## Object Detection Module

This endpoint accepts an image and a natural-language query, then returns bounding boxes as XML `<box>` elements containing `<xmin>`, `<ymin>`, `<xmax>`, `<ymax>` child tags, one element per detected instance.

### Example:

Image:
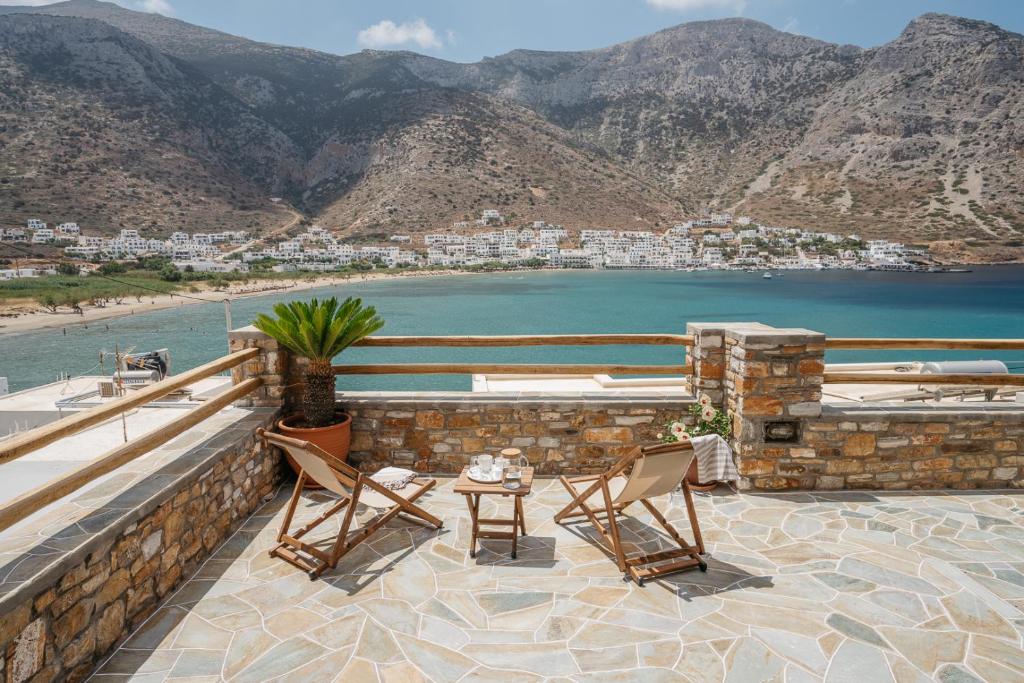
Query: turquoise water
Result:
<box><xmin>3</xmin><ymin>267</ymin><xmax>1023</xmax><ymax>393</ymax></box>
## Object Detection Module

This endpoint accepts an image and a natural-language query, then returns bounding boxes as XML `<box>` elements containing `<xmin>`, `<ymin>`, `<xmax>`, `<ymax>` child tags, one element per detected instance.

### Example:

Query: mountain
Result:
<box><xmin>1</xmin><ymin>1</ymin><xmax>1022</xmax><ymax>259</ymax></box>
<box><xmin>737</xmin><ymin>14</ymin><xmax>1024</xmax><ymax>258</ymax></box>
<box><xmin>0</xmin><ymin>12</ymin><xmax>303</xmax><ymax>236</ymax></box>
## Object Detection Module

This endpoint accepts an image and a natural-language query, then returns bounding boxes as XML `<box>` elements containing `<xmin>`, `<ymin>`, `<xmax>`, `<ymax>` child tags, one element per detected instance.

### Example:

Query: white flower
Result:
<box><xmin>701</xmin><ymin>405</ymin><xmax>716</xmax><ymax>422</ymax></box>
<box><xmin>698</xmin><ymin>394</ymin><xmax>712</xmax><ymax>407</ymax></box>
<box><xmin>656</xmin><ymin>433</ymin><xmax>664</xmax><ymax>440</ymax></box>
<box><xmin>670</xmin><ymin>422</ymin><xmax>688</xmax><ymax>440</ymax></box>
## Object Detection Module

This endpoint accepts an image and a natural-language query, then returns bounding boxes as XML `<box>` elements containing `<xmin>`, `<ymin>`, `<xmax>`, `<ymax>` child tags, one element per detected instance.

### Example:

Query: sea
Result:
<box><xmin>2</xmin><ymin>267</ymin><xmax>1023</xmax><ymax>394</ymax></box>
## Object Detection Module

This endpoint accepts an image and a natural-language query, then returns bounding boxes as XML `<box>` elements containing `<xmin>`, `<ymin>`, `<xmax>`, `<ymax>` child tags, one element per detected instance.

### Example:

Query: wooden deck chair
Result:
<box><xmin>257</xmin><ymin>428</ymin><xmax>442</xmax><ymax>579</ymax></box>
<box><xmin>553</xmin><ymin>441</ymin><xmax>706</xmax><ymax>585</ymax></box>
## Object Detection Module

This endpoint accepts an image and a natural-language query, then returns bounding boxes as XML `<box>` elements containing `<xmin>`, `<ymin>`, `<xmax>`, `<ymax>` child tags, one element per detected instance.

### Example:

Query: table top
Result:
<box><xmin>454</xmin><ymin>466</ymin><xmax>534</xmax><ymax>496</ymax></box>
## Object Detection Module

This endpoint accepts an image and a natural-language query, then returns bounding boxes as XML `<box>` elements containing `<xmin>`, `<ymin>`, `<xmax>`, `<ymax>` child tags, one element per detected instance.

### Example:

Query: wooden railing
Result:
<box><xmin>336</xmin><ymin>334</ymin><xmax>693</xmax><ymax>376</ymax></box>
<box><xmin>0</xmin><ymin>348</ymin><xmax>261</xmax><ymax>532</ymax></box>
<box><xmin>353</xmin><ymin>334</ymin><xmax>692</xmax><ymax>347</ymax></box>
<box><xmin>824</xmin><ymin>337</ymin><xmax>1024</xmax><ymax>386</ymax></box>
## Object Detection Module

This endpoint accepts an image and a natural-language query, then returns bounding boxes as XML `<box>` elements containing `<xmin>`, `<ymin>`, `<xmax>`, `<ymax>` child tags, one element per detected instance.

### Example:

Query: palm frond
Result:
<box><xmin>253</xmin><ymin>296</ymin><xmax>384</xmax><ymax>362</ymax></box>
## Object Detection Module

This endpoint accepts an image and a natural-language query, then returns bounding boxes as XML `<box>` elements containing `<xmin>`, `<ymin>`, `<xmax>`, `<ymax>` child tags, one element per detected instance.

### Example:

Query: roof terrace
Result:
<box><xmin>94</xmin><ymin>480</ymin><xmax>1024</xmax><ymax>682</ymax></box>
<box><xmin>0</xmin><ymin>323</ymin><xmax>1020</xmax><ymax>681</ymax></box>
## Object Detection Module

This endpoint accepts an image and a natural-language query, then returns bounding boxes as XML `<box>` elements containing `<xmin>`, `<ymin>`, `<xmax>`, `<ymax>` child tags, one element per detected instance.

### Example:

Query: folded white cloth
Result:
<box><xmin>690</xmin><ymin>434</ymin><xmax>739</xmax><ymax>483</ymax></box>
<box><xmin>371</xmin><ymin>466</ymin><xmax>418</xmax><ymax>491</ymax></box>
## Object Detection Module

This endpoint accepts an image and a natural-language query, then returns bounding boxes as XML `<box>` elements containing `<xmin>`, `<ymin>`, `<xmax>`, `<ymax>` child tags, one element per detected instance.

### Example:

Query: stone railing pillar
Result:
<box><xmin>686</xmin><ymin>323</ymin><xmax>727</xmax><ymax>407</ymax></box>
<box><xmin>227</xmin><ymin>326</ymin><xmax>295</xmax><ymax>409</ymax></box>
<box><xmin>687</xmin><ymin>322</ymin><xmax>771</xmax><ymax>408</ymax></box>
<box><xmin>722</xmin><ymin>325</ymin><xmax>825</xmax><ymax>490</ymax></box>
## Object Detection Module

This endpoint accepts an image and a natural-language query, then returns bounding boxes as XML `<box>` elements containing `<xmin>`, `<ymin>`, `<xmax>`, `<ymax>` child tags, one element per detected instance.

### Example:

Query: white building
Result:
<box><xmin>173</xmin><ymin>260</ymin><xmax>249</xmax><ymax>273</ymax></box>
<box><xmin>31</xmin><ymin>229</ymin><xmax>55</xmax><ymax>243</ymax></box>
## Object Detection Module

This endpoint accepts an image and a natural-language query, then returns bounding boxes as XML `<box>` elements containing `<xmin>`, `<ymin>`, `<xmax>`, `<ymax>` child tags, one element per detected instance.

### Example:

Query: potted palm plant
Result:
<box><xmin>255</xmin><ymin>297</ymin><xmax>384</xmax><ymax>472</ymax></box>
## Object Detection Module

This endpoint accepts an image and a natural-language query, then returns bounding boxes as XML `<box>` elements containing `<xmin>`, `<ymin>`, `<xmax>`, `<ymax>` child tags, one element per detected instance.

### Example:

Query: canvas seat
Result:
<box><xmin>554</xmin><ymin>440</ymin><xmax>707</xmax><ymax>585</ymax></box>
<box><xmin>564</xmin><ymin>475</ymin><xmax>628</xmax><ymax>507</ymax></box>
<box><xmin>257</xmin><ymin>428</ymin><xmax>442</xmax><ymax>579</ymax></box>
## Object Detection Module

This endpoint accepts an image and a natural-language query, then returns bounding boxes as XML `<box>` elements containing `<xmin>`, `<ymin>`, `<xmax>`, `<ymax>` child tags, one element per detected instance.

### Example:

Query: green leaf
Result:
<box><xmin>253</xmin><ymin>296</ymin><xmax>385</xmax><ymax>363</ymax></box>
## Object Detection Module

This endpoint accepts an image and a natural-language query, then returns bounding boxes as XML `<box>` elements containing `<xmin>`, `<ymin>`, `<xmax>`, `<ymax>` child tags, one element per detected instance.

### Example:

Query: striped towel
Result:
<box><xmin>690</xmin><ymin>434</ymin><xmax>739</xmax><ymax>483</ymax></box>
<box><xmin>371</xmin><ymin>467</ymin><xmax>418</xmax><ymax>491</ymax></box>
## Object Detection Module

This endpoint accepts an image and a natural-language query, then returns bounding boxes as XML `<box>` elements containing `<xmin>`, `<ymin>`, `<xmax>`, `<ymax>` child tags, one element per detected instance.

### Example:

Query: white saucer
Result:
<box><xmin>466</xmin><ymin>466</ymin><xmax>502</xmax><ymax>483</ymax></box>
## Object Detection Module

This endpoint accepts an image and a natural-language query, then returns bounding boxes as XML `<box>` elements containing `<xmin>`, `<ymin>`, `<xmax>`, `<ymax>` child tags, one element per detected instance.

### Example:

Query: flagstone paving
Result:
<box><xmin>91</xmin><ymin>480</ymin><xmax>1024</xmax><ymax>682</ymax></box>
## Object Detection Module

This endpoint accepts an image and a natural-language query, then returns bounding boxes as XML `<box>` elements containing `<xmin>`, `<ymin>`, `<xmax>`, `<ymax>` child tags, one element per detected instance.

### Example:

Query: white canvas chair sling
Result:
<box><xmin>257</xmin><ymin>428</ymin><xmax>442</xmax><ymax>579</ymax></box>
<box><xmin>554</xmin><ymin>441</ymin><xmax>706</xmax><ymax>585</ymax></box>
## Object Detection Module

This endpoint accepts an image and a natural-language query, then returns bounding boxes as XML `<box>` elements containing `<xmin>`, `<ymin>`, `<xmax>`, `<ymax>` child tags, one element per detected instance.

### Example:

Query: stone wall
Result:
<box><xmin>228</xmin><ymin>326</ymin><xmax>291</xmax><ymax>409</ymax></box>
<box><xmin>720</xmin><ymin>326</ymin><xmax>826</xmax><ymax>490</ymax></box>
<box><xmin>341</xmin><ymin>395</ymin><xmax>695</xmax><ymax>475</ymax></box>
<box><xmin>0</xmin><ymin>412</ymin><xmax>283</xmax><ymax>683</ymax></box>
<box><xmin>232</xmin><ymin>325</ymin><xmax>1023</xmax><ymax>490</ymax></box>
<box><xmin>701</xmin><ymin>323</ymin><xmax>1024</xmax><ymax>491</ymax></box>
<box><xmin>791</xmin><ymin>406</ymin><xmax>1024</xmax><ymax>491</ymax></box>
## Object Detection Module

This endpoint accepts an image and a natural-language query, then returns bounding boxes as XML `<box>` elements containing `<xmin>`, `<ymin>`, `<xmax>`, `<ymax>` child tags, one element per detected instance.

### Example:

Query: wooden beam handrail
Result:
<box><xmin>0</xmin><ymin>377</ymin><xmax>263</xmax><ymax>534</ymax></box>
<box><xmin>0</xmin><ymin>347</ymin><xmax>259</xmax><ymax>464</ymax></box>
<box><xmin>333</xmin><ymin>363</ymin><xmax>691</xmax><ymax>375</ymax></box>
<box><xmin>353</xmin><ymin>334</ymin><xmax>693</xmax><ymax>347</ymax></box>
<box><xmin>827</xmin><ymin>338</ymin><xmax>1024</xmax><ymax>350</ymax></box>
<box><xmin>823</xmin><ymin>372</ymin><xmax>1024</xmax><ymax>386</ymax></box>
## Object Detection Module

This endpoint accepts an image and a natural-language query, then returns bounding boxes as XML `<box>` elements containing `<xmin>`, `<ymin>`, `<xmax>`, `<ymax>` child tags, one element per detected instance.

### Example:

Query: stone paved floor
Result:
<box><xmin>91</xmin><ymin>479</ymin><xmax>1024</xmax><ymax>682</ymax></box>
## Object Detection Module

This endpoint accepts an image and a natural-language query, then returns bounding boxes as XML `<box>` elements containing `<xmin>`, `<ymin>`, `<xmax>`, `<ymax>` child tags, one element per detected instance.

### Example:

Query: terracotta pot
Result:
<box><xmin>685</xmin><ymin>458</ymin><xmax>718</xmax><ymax>492</ymax></box>
<box><xmin>277</xmin><ymin>412</ymin><xmax>352</xmax><ymax>488</ymax></box>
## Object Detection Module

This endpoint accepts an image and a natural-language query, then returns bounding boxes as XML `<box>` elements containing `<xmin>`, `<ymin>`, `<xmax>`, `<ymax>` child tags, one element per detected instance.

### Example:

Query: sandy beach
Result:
<box><xmin>0</xmin><ymin>270</ymin><xmax>470</xmax><ymax>337</ymax></box>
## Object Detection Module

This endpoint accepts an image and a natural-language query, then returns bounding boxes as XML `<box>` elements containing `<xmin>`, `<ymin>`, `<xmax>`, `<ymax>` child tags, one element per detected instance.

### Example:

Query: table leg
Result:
<box><xmin>515</xmin><ymin>496</ymin><xmax>527</xmax><ymax>535</ymax></box>
<box><xmin>464</xmin><ymin>493</ymin><xmax>480</xmax><ymax>558</ymax></box>
<box><xmin>511</xmin><ymin>495</ymin><xmax>519</xmax><ymax>559</ymax></box>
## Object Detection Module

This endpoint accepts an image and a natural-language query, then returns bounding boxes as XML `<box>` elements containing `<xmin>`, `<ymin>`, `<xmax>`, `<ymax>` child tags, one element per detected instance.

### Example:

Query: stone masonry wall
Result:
<box><xmin>0</xmin><ymin>415</ymin><xmax>283</xmax><ymax>683</ymax></box>
<box><xmin>341</xmin><ymin>395</ymin><xmax>695</xmax><ymax>475</ymax></box>
<box><xmin>227</xmin><ymin>325</ymin><xmax>1023</xmax><ymax>491</ymax></box>
<box><xmin>722</xmin><ymin>326</ymin><xmax>826</xmax><ymax>490</ymax></box>
<box><xmin>795</xmin><ymin>407</ymin><xmax>1024</xmax><ymax>491</ymax></box>
<box><xmin>711</xmin><ymin>323</ymin><xmax>1024</xmax><ymax>491</ymax></box>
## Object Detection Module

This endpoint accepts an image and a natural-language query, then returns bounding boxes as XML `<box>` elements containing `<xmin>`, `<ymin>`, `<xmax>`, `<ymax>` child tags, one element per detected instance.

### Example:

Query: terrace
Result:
<box><xmin>0</xmin><ymin>324</ymin><xmax>1021</xmax><ymax>681</ymax></box>
<box><xmin>93</xmin><ymin>482</ymin><xmax>1024</xmax><ymax>682</ymax></box>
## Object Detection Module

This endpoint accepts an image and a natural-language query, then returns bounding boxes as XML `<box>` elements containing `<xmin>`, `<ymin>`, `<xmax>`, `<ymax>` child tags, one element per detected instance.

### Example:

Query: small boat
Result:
<box><xmin>762</xmin><ymin>272</ymin><xmax>772</xmax><ymax>279</ymax></box>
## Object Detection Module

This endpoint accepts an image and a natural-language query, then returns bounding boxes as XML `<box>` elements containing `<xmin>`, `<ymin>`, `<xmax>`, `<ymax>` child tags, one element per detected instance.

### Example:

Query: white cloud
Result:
<box><xmin>781</xmin><ymin>17</ymin><xmax>799</xmax><ymax>33</ymax></box>
<box><xmin>357</xmin><ymin>18</ymin><xmax>442</xmax><ymax>50</ymax></box>
<box><xmin>0</xmin><ymin>0</ymin><xmax>173</xmax><ymax>14</ymax></box>
<box><xmin>647</xmin><ymin>0</ymin><xmax>746</xmax><ymax>12</ymax></box>
<box><xmin>136</xmin><ymin>0</ymin><xmax>174</xmax><ymax>15</ymax></box>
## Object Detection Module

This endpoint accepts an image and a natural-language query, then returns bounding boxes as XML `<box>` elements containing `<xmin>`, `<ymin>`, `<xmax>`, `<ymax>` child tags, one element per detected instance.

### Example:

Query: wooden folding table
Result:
<box><xmin>454</xmin><ymin>466</ymin><xmax>534</xmax><ymax>559</ymax></box>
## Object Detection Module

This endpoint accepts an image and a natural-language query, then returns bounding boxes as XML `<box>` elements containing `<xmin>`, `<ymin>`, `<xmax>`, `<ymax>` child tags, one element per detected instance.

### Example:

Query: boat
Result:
<box><xmin>762</xmin><ymin>272</ymin><xmax>772</xmax><ymax>279</ymax></box>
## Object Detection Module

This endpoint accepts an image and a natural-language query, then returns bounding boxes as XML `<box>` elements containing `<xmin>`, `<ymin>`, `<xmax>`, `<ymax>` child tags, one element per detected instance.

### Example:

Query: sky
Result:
<box><xmin>5</xmin><ymin>0</ymin><xmax>1024</xmax><ymax>62</ymax></box>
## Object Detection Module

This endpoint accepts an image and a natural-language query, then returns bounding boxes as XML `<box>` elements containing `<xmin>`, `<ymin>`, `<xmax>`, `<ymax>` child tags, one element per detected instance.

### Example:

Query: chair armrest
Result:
<box><xmin>565</xmin><ymin>474</ymin><xmax>602</xmax><ymax>483</ymax></box>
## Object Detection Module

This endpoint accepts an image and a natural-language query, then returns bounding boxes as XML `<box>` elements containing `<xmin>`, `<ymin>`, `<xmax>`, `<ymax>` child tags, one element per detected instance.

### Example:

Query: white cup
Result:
<box><xmin>478</xmin><ymin>454</ymin><xmax>493</xmax><ymax>474</ymax></box>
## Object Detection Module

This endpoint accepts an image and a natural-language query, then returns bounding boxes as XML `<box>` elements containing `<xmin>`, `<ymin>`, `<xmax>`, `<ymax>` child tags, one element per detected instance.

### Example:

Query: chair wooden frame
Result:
<box><xmin>257</xmin><ymin>428</ymin><xmax>442</xmax><ymax>579</ymax></box>
<box><xmin>553</xmin><ymin>441</ymin><xmax>707</xmax><ymax>586</ymax></box>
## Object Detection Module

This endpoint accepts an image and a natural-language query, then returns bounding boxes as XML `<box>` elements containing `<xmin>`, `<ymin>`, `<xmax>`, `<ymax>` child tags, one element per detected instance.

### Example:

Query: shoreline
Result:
<box><xmin>0</xmin><ymin>270</ymin><xmax>472</xmax><ymax>338</ymax></box>
<box><xmin>2</xmin><ymin>261</ymin><xmax>1021</xmax><ymax>338</ymax></box>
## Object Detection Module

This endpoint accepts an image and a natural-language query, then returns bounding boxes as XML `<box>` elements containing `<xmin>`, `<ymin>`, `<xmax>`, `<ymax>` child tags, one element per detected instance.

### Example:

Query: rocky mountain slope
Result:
<box><xmin>738</xmin><ymin>14</ymin><xmax>1024</xmax><ymax>258</ymax></box>
<box><xmin>1</xmin><ymin>1</ymin><xmax>1022</xmax><ymax>258</ymax></box>
<box><xmin>0</xmin><ymin>13</ymin><xmax>302</xmax><ymax>236</ymax></box>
